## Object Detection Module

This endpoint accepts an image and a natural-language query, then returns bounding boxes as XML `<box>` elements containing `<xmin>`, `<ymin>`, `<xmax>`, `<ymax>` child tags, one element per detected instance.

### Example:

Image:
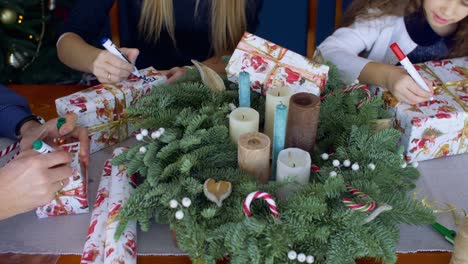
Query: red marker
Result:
<box><xmin>390</xmin><ymin>43</ymin><xmax>433</xmax><ymax>100</ymax></box>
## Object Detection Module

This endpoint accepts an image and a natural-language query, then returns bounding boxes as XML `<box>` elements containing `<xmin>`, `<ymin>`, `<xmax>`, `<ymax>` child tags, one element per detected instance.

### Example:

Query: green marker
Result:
<box><xmin>56</xmin><ymin>117</ymin><xmax>66</xmax><ymax>130</ymax></box>
<box><xmin>32</xmin><ymin>140</ymin><xmax>55</xmax><ymax>154</ymax></box>
<box><xmin>432</xmin><ymin>222</ymin><xmax>456</xmax><ymax>245</ymax></box>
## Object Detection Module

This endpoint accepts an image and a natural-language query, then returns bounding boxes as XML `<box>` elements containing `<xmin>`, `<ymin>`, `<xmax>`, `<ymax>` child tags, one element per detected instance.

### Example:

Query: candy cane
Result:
<box><xmin>243</xmin><ymin>191</ymin><xmax>279</xmax><ymax>218</ymax></box>
<box><xmin>341</xmin><ymin>84</ymin><xmax>372</xmax><ymax>109</ymax></box>
<box><xmin>0</xmin><ymin>142</ymin><xmax>19</xmax><ymax>159</ymax></box>
<box><xmin>342</xmin><ymin>184</ymin><xmax>376</xmax><ymax>212</ymax></box>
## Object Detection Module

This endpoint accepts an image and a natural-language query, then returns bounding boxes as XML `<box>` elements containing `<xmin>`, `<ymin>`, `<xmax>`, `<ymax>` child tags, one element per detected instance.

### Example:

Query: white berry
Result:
<box><xmin>228</xmin><ymin>103</ymin><xmax>237</xmax><ymax>110</ymax></box>
<box><xmin>175</xmin><ymin>210</ymin><xmax>184</xmax><ymax>220</ymax></box>
<box><xmin>343</xmin><ymin>160</ymin><xmax>351</xmax><ymax>167</ymax></box>
<box><xmin>287</xmin><ymin>250</ymin><xmax>297</xmax><ymax>260</ymax></box>
<box><xmin>411</xmin><ymin>161</ymin><xmax>419</xmax><ymax>168</ymax></box>
<box><xmin>151</xmin><ymin>131</ymin><xmax>161</xmax><ymax>139</ymax></box>
<box><xmin>141</xmin><ymin>129</ymin><xmax>148</xmax><ymax>136</ymax></box>
<box><xmin>297</xmin><ymin>253</ymin><xmax>306</xmax><ymax>262</ymax></box>
<box><xmin>136</xmin><ymin>134</ymin><xmax>143</xmax><ymax>141</ymax></box>
<box><xmin>329</xmin><ymin>171</ymin><xmax>337</xmax><ymax>177</ymax></box>
<box><xmin>368</xmin><ymin>163</ymin><xmax>376</xmax><ymax>170</ymax></box>
<box><xmin>351</xmin><ymin>163</ymin><xmax>360</xmax><ymax>171</ymax></box>
<box><xmin>332</xmin><ymin>160</ymin><xmax>340</xmax><ymax>167</ymax></box>
<box><xmin>306</xmin><ymin>255</ymin><xmax>315</xmax><ymax>263</ymax></box>
<box><xmin>321</xmin><ymin>153</ymin><xmax>329</xmax><ymax>160</ymax></box>
<box><xmin>139</xmin><ymin>146</ymin><xmax>147</xmax><ymax>154</ymax></box>
<box><xmin>158</xmin><ymin>127</ymin><xmax>165</xmax><ymax>134</ymax></box>
<box><xmin>401</xmin><ymin>162</ymin><xmax>407</xmax><ymax>169</ymax></box>
<box><xmin>181</xmin><ymin>197</ymin><xmax>192</xmax><ymax>208</ymax></box>
<box><xmin>169</xmin><ymin>199</ymin><xmax>178</xmax><ymax>208</ymax></box>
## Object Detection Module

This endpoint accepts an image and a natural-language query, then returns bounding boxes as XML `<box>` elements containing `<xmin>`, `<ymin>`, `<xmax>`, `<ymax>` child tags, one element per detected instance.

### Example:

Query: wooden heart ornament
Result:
<box><xmin>203</xmin><ymin>178</ymin><xmax>232</xmax><ymax>207</ymax></box>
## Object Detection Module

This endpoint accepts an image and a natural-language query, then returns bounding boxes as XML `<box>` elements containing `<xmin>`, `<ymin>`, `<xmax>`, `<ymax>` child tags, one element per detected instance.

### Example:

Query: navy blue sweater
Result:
<box><xmin>0</xmin><ymin>85</ymin><xmax>32</xmax><ymax>140</ymax></box>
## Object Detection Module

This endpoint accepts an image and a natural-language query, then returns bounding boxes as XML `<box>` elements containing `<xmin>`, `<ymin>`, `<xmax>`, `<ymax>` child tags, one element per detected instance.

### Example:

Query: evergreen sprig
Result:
<box><xmin>112</xmin><ymin>65</ymin><xmax>434</xmax><ymax>263</ymax></box>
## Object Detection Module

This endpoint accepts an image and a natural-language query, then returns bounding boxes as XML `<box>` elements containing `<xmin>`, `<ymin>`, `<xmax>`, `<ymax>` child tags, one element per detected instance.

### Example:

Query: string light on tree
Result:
<box><xmin>0</xmin><ymin>8</ymin><xmax>17</xmax><ymax>24</ymax></box>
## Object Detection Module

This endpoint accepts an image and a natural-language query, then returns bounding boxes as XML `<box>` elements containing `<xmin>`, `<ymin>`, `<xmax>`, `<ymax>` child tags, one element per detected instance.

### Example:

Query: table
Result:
<box><xmin>1</xmin><ymin>84</ymin><xmax>459</xmax><ymax>264</ymax></box>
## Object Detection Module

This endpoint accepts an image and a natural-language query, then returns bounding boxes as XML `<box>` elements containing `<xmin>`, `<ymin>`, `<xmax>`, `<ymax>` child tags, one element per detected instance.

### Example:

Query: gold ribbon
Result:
<box><xmin>87</xmin><ymin>84</ymin><xmax>140</xmax><ymax>146</ymax></box>
<box><xmin>420</xmin><ymin>64</ymin><xmax>467</xmax><ymax>111</ymax></box>
<box><xmin>237</xmin><ymin>38</ymin><xmax>327</xmax><ymax>90</ymax></box>
<box><xmin>415</xmin><ymin>191</ymin><xmax>464</xmax><ymax>226</ymax></box>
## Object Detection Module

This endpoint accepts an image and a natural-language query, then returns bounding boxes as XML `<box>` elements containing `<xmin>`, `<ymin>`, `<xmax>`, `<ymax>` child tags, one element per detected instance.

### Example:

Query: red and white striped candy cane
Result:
<box><xmin>243</xmin><ymin>191</ymin><xmax>279</xmax><ymax>218</ymax></box>
<box><xmin>341</xmin><ymin>84</ymin><xmax>372</xmax><ymax>109</ymax></box>
<box><xmin>342</xmin><ymin>184</ymin><xmax>376</xmax><ymax>212</ymax></box>
<box><xmin>0</xmin><ymin>142</ymin><xmax>19</xmax><ymax>159</ymax></box>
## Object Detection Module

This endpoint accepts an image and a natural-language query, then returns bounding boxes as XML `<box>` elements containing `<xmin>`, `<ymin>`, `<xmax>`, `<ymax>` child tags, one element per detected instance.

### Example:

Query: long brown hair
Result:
<box><xmin>341</xmin><ymin>0</ymin><xmax>467</xmax><ymax>57</ymax></box>
<box><xmin>139</xmin><ymin>0</ymin><xmax>247</xmax><ymax>57</ymax></box>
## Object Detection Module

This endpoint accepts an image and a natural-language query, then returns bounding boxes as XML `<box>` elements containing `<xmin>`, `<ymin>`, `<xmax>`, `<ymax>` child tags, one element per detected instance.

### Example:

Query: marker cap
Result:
<box><xmin>32</xmin><ymin>139</ymin><xmax>43</xmax><ymax>151</ymax></box>
<box><xmin>390</xmin><ymin>43</ymin><xmax>406</xmax><ymax>61</ymax></box>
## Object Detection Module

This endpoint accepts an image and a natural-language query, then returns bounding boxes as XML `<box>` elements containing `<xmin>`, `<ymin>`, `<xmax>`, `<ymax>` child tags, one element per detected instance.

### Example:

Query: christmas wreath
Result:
<box><xmin>111</xmin><ymin>65</ymin><xmax>434</xmax><ymax>264</ymax></box>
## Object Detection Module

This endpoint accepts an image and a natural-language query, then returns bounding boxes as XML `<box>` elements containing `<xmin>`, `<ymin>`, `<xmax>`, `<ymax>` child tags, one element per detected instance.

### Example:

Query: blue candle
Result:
<box><xmin>238</xmin><ymin>71</ymin><xmax>251</xmax><ymax>107</ymax></box>
<box><xmin>271</xmin><ymin>103</ymin><xmax>288</xmax><ymax>180</ymax></box>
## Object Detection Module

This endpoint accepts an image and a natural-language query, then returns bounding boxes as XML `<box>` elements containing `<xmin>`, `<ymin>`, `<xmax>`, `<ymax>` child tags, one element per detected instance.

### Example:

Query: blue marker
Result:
<box><xmin>101</xmin><ymin>37</ymin><xmax>142</xmax><ymax>78</ymax></box>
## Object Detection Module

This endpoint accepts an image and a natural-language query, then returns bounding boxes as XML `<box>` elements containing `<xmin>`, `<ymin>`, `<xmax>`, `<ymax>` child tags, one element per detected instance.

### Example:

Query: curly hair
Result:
<box><xmin>341</xmin><ymin>0</ymin><xmax>467</xmax><ymax>58</ymax></box>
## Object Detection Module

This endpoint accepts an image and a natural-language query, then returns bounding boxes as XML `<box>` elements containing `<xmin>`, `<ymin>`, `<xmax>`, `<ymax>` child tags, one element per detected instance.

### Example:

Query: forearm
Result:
<box><xmin>57</xmin><ymin>33</ymin><xmax>102</xmax><ymax>73</ymax></box>
<box><xmin>358</xmin><ymin>62</ymin><xmax>398</xmax><ymax>89</ymax></box>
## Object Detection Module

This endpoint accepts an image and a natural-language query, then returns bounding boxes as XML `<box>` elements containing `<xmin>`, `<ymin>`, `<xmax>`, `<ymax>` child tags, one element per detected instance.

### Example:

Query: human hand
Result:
<box><xmin>19</xmin><ymin>113</ymin><xmax>90</xmax><ymax>167</ymax></box>
<box><xmin>0</xmin><ymin>150</ymin><xmax>72</xmax><ymax>220</ymax></box>
<box><xmin>92</xmin><ymin>47</ymin><xmax>139</xmax><ymax>83</ymax></box>
<box><xmin>386</xmin><ymin>67</ymin><xmax>433</xmax><ymax>105</ymax></box>
<box><xmin>161</xmin><ymin>66</ymin><xmax>188</xmax><ymax>83</ymax></box>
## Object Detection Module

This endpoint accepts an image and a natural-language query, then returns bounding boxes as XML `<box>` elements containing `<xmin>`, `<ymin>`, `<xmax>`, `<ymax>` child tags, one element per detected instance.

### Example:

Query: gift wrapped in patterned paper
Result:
<box><xmin>55</xmin><ymin>67</ymin><xmax>166</xmax><ymax>153</ymax></box>
<box><xmin>380</xmin><ymin>57</ymin><xmax>467</xmax><ymax>162</ymax></box>
<box><xmin>36</xmin><ymin>142</ymin><xmax>88</xmax><ymax>218</ymax></box>
<box><xmin>226</xmin><ymin>32</ymin><xmax>329</xmax><ymax>96</ymax></box>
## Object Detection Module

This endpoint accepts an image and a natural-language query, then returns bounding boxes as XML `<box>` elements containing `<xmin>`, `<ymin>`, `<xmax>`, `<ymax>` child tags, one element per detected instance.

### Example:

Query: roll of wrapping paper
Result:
<box><xmin>81</xmin><ymin>159</ymin><xmax>112</xmax><ymax>264</ymax></box>
<box><xmin>450</xmin><ymin>217</ymin><xmax>468</xmax><ymax>264</ymax></box>
<box><xmin>285</xmin><ymin>92</ymin><xmax>320</xmax><ymax>154</ymax></box>
<box><xmin>104</xmin><ymin>148</ymin><xmax>137</xmax><ymax>264</ymax></box>
<box><xmin>238</xmin><ymin>132</ymin><xmax>271</xmax><ymax>184</ymax></box>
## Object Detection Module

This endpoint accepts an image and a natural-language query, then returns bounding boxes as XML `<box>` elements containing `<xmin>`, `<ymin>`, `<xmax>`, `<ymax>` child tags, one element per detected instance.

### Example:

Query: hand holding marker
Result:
<box><xmin>101</xmin><ymin>37</ymin><xmax>142</xmax><ymax>78</ymax></box>
<box><xmin>390</xmin><ymin>43</ymin><xmax>434</xmax><ymax>101</ymax></box>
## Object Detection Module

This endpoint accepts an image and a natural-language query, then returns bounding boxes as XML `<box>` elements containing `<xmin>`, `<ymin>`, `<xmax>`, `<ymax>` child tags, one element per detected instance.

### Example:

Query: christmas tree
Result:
<box><xmin>0</xmin><ymin>0</ymin><xmax>80</xmax><ymax>84</ymax></box>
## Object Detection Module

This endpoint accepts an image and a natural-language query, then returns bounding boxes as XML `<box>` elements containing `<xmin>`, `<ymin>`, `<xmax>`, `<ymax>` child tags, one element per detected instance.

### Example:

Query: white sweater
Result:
<box><xmin>317</xmin><ymin>15</ymin><xmax>418</xmax><ymax>84</ymax></box>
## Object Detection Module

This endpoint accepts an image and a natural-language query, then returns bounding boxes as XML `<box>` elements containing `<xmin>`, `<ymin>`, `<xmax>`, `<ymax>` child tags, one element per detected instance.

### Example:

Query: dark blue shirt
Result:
<box><xmin>404</xmin><ymin>9</ymin><xmax>455</xmax><ymax>64</ymax></box>
<box><xmin>63</xmin><ymin>0</ymin><xmax>263</xmax><ymax>70</ymax></box>
<box><xmin>0</xmin><ymin>85</ymin><xmax>32</xmax><ymax>140</ymax></box>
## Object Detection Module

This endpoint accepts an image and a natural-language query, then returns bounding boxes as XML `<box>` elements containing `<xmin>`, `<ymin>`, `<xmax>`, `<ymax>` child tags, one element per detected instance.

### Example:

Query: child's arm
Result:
<box><xmin>359</xmin><ymin>62</ymin><xmax>433</xmax><ymax>105</ymax></box>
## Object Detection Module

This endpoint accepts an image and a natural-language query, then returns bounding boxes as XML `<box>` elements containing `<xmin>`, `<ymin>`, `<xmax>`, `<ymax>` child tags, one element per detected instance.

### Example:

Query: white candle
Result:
<box><xmin>229</xmin><ymin>107</ymin><xmax>259</xmax><ymax>144</ymax></box>
<box><xmin>264</xmin><ymin>86</ymin><xmax>293</xmax><ymax>141</ymax></box>
<box><xmin>276</xmin><ymin>148</ymin><xmax>311</xmax><ymax>199</ymax></box>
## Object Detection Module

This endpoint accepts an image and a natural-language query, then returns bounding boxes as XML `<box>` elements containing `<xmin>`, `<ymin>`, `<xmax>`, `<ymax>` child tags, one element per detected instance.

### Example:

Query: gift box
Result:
<box><xmin>81</xmin><ymin>148</ymin><xmax>137</xmax><ymax>264</ymax></box>
<box><xmin>56</xmin><ymin>68</ymin><xmax>166</xmax><ymax>153</ymax></box>
<box><xmin>226</xmin><ymin>32</ymin><xmax>329</xmax><ymax>96</ymax></box>
<box><xmin>380</xmin><ymin>57</ymin><xmax>467</xmax><ymax>162</ymax></box>
<box><xmin>36</xmin><ymin>142</ymin><xmax>88</xmax><ymax>218</ymax></box>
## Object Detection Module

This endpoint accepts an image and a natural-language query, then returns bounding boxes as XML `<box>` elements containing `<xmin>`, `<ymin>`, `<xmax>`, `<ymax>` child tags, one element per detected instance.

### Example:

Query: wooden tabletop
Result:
<box><xmin>2</xmin><ymin>84</ymin><xmax>453</xmax><ymax>264</ymax></box>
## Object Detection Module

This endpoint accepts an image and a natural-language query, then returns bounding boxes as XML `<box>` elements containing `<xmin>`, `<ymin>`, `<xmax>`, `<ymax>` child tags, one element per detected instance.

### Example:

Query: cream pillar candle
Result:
<box><xmin>450</xmin><ymin>216</ymin><xmax>468</xmax><ymax>264</ymax></box>
<box><xmin>264</xmin><ymin>86</ymin><xmax>293</xmax><ymax>140</ymax></box>
<box><xmin>229</xmin><ymin>107</ymin><xmax>259</xmax><ymax>144</ymax></box>
<box><xmin>276</xmin><ymin>148</ymin><xmax>311</xmax><ymax>199</ymax></box>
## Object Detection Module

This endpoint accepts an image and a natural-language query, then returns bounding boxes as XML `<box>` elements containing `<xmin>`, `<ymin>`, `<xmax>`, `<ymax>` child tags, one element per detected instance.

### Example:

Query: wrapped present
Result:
<box><xmin>103</xmin><ymin>148</ymin><xmax>137</xmax><ymax>264</ymax></box>
<box><xmin>226</xmin><ymin>32</ymin><xmax>329</xmax><ymax>96</ymax></box>
<box><xmin>36</xmin><ymin>142</ymin><xmax>88</xmax><ymax>218</ymax></box>
<box><xmin>380</xmin><ymin>57</ymin><xmax>467</xmax><ymax>162</ymax></box>
<box><xmin>56</xmin><ymin>67</ymin><xmax>166</xmax><ymax>153</ymax></box>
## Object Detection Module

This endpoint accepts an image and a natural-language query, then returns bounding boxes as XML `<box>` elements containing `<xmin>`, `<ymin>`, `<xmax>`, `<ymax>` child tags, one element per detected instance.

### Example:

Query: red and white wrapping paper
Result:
<box><xmin>226</xmin><ymin>32</ymin><xmax>329</xmax><ymax>96</ymax></box>
<box><xmin>81</xmin><ymin>159</ymin><xmax>112</xmax><ymax>264</ymax></box>
<box><xmin>36</xmin><ymin>142</ymin><xmax>88</xmax><ymax>218</ymax></box>
<box><xmin>55</xmin><ymin>68</ymin><xmax>166</xmax><ymax>153</ymax></box>
<box><xmin>81</xmin><ymin>147</ymin><xmax>137</xmax><ymax>264</ymax></box>
<box><xmin>104</xmin><ymin>147</ymin><xmax>137</xmax><ymax>264</ymax></box>
<box><xmin>379</xmin><ymin>57</ymin><xmax>467</xmax><ymax>162</ymax></box>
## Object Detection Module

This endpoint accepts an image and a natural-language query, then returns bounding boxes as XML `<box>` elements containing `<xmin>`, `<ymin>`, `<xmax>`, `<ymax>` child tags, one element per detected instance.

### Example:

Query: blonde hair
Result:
<box><xmin>341</xmin><ymin>0</ymin><xmax>468</xmax><ymax>58</ymax></box>
<box><xmin>139</xmin><ymin>0</ymin><xmax>247</xmax><ymax>57</ymax></box>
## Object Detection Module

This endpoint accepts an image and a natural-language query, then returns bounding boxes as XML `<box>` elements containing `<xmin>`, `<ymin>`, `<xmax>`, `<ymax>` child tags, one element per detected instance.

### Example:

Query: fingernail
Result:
<box><xmin>57</xmin><ymin>117</ymin><xmax>66</xmax><ymax>130</ymax></box>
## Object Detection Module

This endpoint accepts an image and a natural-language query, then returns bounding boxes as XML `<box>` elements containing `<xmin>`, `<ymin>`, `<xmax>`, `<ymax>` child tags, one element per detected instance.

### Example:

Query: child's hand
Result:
<box><xmin>386</xmin><ymin>67</ymin><xmax>433</xmax><ymax>105</ymax></box>
<box><xmin>161</xmin><ymin>66</ymin><xmax>188</xmax><ymax>83</ymax></box>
